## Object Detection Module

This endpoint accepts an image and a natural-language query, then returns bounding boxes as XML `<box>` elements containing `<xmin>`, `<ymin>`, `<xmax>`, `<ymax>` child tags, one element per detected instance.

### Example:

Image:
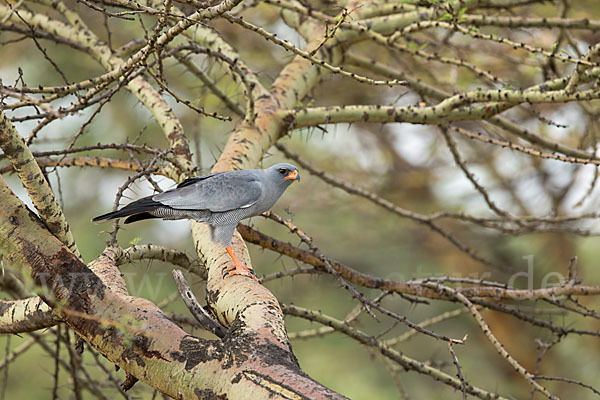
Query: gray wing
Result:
<box><xmin>152</xmin><ymin>170</ymin><xmax>263</xmax><ymax>212</ymax></box>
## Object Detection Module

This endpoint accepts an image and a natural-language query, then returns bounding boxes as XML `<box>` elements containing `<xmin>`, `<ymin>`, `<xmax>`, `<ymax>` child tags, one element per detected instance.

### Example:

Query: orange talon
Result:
<box><xmin>222</xmin><ymin>246</ymin><xmax>259</xmax><ymax>281</ymax></box>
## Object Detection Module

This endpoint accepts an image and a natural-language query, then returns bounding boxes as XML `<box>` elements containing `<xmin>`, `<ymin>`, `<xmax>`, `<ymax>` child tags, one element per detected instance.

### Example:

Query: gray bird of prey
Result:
<box><xmin>93</xmin><ymin>163</ymin><xmax>300</xmax><ymax>279</ymax></box>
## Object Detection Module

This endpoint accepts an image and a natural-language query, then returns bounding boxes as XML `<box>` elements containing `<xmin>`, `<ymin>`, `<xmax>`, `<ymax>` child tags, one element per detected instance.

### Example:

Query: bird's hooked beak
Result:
<box><xmin>285</xmin><ymin>169</ymin><xmax>300</xmax><ymax>182</ymax></box>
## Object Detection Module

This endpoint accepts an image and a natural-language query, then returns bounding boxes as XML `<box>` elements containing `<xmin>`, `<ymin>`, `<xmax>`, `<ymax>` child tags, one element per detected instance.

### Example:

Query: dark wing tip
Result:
<box><xmin>92</xmin><ymin>212</ymin><xmax>116</xmax><ymax>223</ymax></box>
<box><xmin>92</xmin><ymin>196</ymin><xmax>162</xmax><ymax>224</ymax></box>
<box><xmin>123</xmin><ymin>212</ymin><xmax>157</xmax><ymax>224</ymax></box>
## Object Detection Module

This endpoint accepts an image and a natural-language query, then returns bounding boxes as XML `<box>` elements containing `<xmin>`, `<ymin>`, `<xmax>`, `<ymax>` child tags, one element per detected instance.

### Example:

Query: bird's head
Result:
<box><xmin>268</xmin><ymin>163</ymin><xmax>300</xmax><ymax>184</ymax></box>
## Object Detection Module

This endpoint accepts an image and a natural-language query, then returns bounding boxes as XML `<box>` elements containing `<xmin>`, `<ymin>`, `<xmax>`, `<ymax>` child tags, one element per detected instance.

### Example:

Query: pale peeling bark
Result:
<box><xmin>0</xmin><ymin>110</ymin><xmax>80</xmax><ymax>257</ymax></box>
<box><xmin>0</xmin><ymin>266</ymin><xmax>59</xmax><ymax>333</ymax></box>
<box><xmin>0</xmin><ymin>175</ymin><xmax>345</xmax><ymax>399</ymax></box>
<box><xmin>0</xmin><ymin>297</ymin><xmax>60</xmax><ymax>333</ymax></box>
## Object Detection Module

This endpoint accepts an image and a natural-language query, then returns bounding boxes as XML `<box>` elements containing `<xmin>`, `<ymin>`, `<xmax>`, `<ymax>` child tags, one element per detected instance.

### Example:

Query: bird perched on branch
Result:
<box><xmin>93</xmin><ymin>163</ymin><xmax>300</xmax><ymax>280</ymax></box>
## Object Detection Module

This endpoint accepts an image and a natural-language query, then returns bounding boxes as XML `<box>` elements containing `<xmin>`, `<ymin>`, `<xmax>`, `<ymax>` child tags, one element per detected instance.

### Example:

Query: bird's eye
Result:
<box><xmin>278</xmin><ymin>168</ymin><xmax>287</xmax><ymax>174</ymax></box>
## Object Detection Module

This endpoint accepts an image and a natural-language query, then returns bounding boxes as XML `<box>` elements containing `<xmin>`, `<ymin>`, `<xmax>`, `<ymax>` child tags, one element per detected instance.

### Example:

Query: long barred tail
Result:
<box><xmin>92</xmin><ymin>196</ymin><xmax>163</xmax><ymax>224</ymax></box>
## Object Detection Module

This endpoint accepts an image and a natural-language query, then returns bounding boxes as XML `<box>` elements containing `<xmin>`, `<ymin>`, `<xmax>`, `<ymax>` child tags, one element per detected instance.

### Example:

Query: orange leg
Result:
<box><xmin>222</xmin><ymin>246</ymin><xmax>258</xmax><ymax>281</ymax></box>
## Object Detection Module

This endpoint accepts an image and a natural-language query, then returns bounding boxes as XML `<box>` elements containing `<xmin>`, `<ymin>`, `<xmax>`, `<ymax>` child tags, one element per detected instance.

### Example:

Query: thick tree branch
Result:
<box><xmin>280</xmin><ymin>85</ymin><xmax>600</xmax><ymax>129</ymax></box>
<box><xmin>0</xmin><ymin>110</ymin><xmax>80</xmax><ymax>257</ymax></box>
<box><xmin>0</xmin><ymin>174</ymin><xmax>344</xmax><ymax>398</ymax></box>
<box><xmin>0</xmin><ymin>297</ymin><xmax>60</xmax><ymax>333</ymax></box>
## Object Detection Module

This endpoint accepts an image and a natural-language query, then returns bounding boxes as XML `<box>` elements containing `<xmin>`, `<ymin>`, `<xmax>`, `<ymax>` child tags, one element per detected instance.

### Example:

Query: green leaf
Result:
<box><xmin>408</xmin><ymin>41</ymin><xmax>428</xmax><ymax>50</ymax></box>
<box><xmin>502</xmin><ymin>85</ymin><xmax>514</xmax><ymax>90</ymax></box>
<box><xmin>438</xmin><ymin>12</ymin><xmax>452</xmax><ymax>21</ymax></box>
<box><xmin>558</xmin><ymin>49</ymin><xmax>570</xmax><ymax>57</ymax></box>
<box><xmin>129</xmin><ymin>237</ymin><xmax>142</xmax><ymax>245</ymax></box>
<box><xmin>457</xmin><ymin>7</ymin><xmax>467</xmax><ymax>23</ymax></box>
